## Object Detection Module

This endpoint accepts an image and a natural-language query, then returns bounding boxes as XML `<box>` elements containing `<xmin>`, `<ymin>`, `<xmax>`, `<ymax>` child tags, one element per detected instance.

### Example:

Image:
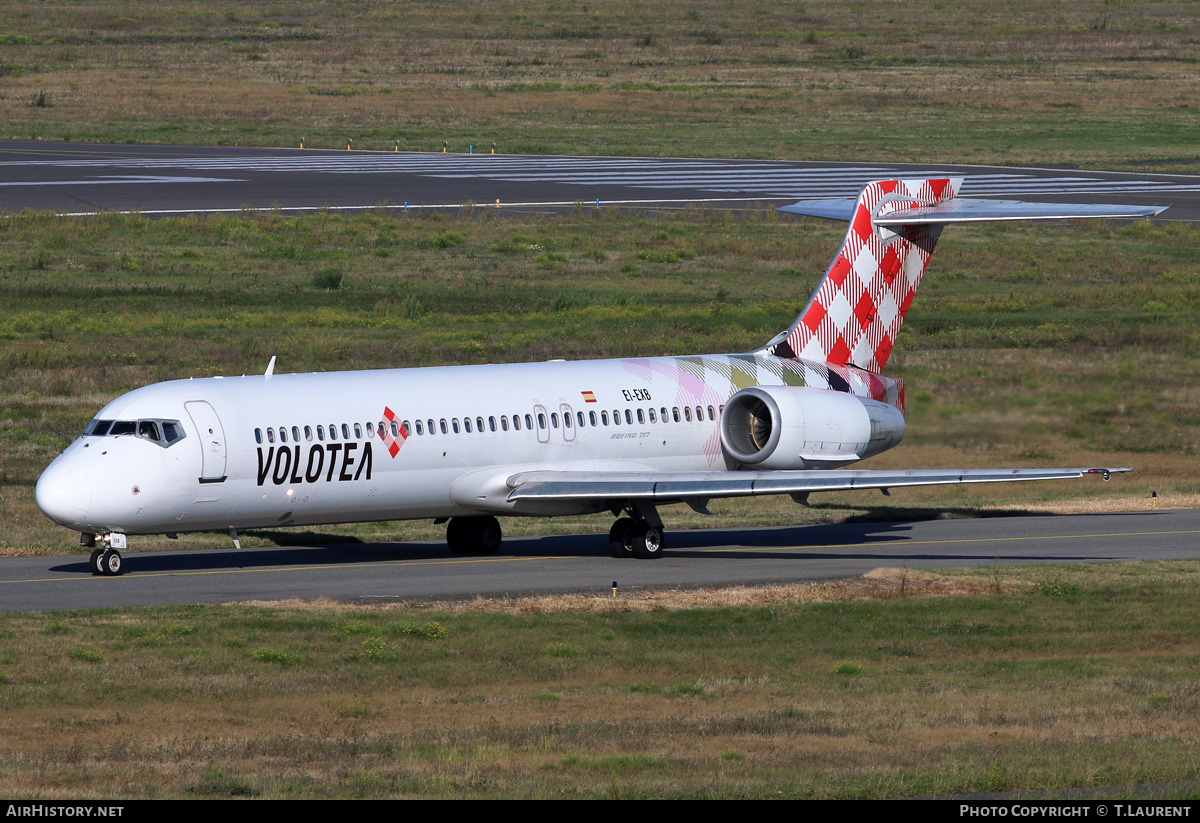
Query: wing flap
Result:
<box><xmin>506</xmin><ymin>467</ymin><xmax>1129</xmax><ymax>503</ymax></box>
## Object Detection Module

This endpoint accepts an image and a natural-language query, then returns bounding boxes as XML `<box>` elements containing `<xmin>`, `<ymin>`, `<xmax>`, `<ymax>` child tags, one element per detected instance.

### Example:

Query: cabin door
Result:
<box><xmin>185</xmin><ymin>401</ymin><xmax>227</xmax><ymax>482</ymax></box>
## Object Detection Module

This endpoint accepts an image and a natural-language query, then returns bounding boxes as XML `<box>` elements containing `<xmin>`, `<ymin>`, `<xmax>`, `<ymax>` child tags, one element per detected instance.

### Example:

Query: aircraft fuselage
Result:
<box><xmin>36</xmin><ymin>352</ymin><xmax>901</xmax><ymax>536</ymax></box>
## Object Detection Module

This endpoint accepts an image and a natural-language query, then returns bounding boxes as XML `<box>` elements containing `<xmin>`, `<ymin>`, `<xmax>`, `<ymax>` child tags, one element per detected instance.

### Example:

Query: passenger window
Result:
<box><xmin>601</xmin><ymin>411</ymin><xmax>609</xmax><ymax>426</ymax></box>
<box><xmin>524</xmin><ymin>414</ymin><xmax>533</xmax><ymax>430</ymax></box>
<box><xmin>400</xmin><ymin>421</ymin><xmax>409</xmax><ymax>437</ymax></box>
<box><xmin>328</xmin><ymin>424</ymin><xmax>337</xmax><ymax>441</ymax></box>
<box><xmin>707</xmin><ymin>405</ymin><xmax>715</xmax><ymax>421</ymax></box>
<box><xmin>342</xmin><ymin>423</ymin><xmax>350</xmax><ymax>439</ymax></box>
<box><xmin>649</xmin><ymin>409</ymin><xmax>657</xmax><ymax>423</ymax></box>
<box><xmin>489</xmin><ymin>416</ymin><xmax>497</xmax><ymax>432</ymax></box>
<box><xmin>637</xmin><ymin>409</ymin><xmax>645</xmax><ymax>424</ymax></box>
<box><xmin>453</xmin><ymin>418</ymin><xmax>461</xmax><ymax>434</ymax></box>
<box><xmin>354</xmin><ymin>423</ymin><xmax>362</xmax><ymax>438</ymax></box>
<box><xmin>501</xmin><ymin>416</ymin><xmax>510</xmax><ymax>431</ymax></box>
<box><xmin>626</xmin><ymin>410</ymin><xmax>634</xmax><ymax>425</ymax></box>
<box><xmin>255</xmin><ymin>428</ymin><xmax>263</xmax><ymax>444</ymax></box>
<box><xmin>672</xmin><ymin>407</ymin><xmax>681</xmax><ymax>422</ymax></box>
<box><xmin>537</xmin><ymin>413</ymin><xmax>546</xmax><ymax>430</ymax></box>
<box><xmin>292</xmin><ymin>425</ymin><xmax>300</xmax><ymax>442</ymax></box>
<box><xmin>660</xmin><ymin>407</ymin><xmax>668</xmax><ymax>422</ymax></box>
<box><xmin>317</xmin><ymin>426</ymin><xmax>325</xmax><ymax>441</ymax></box>
<box><xmin>440</xmin><ymin>419</ymin><xmax>448</xmax><ymax>434</ymax></box>
<box><xmin>576</xmin><ymin>412</ymin><xmax>584</xmax><ymax>427</ymax></box>
<box><xmin>280</xmin><ymin>427</ymin><xmax>288</xmax><ymax>443</ymax></box>
<box><xmin>304</xmin><ymin>425</ymin><xmax>313</xmax><ymax>441</ymax></box>
<box><xmin>367</xmin><ymin>422</ymin><xmax>375</xmax><ymax>438</ymax></box>
<box><xmin>550</xmin><ymin>413</ymin><xmax>558</xmax><ymax>429</ymax></box>
<box><xmin>589</xmin><ymin>411</ymin><xmax>597</xmax><ymax>426</ymax></box>
<box><xmin>464</xmin><ymin>418</ymin><xmax>472</xmax><ymax>433</ymax></box>
<box><xmin>427</xmin><ymin>419</ymin><xmax>435</xmax><ymax>435</ymax></box>
<box><xmin>613</xmin><ymin>410</ymin><xmax>621</xmax><ymax>426</ymax></box>
<box><xmin>564</xmin><ymin>413</ymin><xmax>572</xmax><ymax>429</ymax></box>
<box><xmin>267</xmin><ymin>428</ymin><xmax>276</xmax><ymax>443</ymax></box>
<box><xmin>391</xmin><ymin>421</ymin><xmax>400</xmax><ymax>437</ymax></box>
<box><xmin>696</xmin><ymin>406</ymin><xmax>703</xmax><ymax>421</ymax></box>
<box><xmin>684</xmin><ymin>407</ymin><xmax>692</xmax><ymax>422</ymax></box>
<box><xmin>415</xmin><ymin>421</ymin><xmax>424</xmax><ymax>436</ymax></box>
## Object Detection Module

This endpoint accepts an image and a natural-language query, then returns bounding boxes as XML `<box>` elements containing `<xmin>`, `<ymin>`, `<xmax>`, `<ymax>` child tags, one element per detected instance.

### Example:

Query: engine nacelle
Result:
<box><xmin>719</xmin><ymin>386</ymin><xmax>904</xmax><ymax>470</ymax></box>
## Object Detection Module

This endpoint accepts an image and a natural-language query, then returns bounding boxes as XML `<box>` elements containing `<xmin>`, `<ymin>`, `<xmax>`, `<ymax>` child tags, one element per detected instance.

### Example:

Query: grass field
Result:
<box><xmin>0</xmin><ymin>1</ymin><xmax>1196</xmax><ymax>169</ymax></box>
<box><xmin>2</xmin><ymin>562</ymin><xmax>1199</xmax><ymax>799</ymax></box>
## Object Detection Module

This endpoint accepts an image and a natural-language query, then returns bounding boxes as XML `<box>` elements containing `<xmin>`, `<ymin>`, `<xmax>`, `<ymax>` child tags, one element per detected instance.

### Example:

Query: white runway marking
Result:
<box><xmin>0</xmin><ymin>175</ymin><xmax>244</xmax><ymax>187</ymax></box>
<box><xmin>2</xmin><ymin>155</ymin><xmax>1195</xmax><ymax>200</ymax></box>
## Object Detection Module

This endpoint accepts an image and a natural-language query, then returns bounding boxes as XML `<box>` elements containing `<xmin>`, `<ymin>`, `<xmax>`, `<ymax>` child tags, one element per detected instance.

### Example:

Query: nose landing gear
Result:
<box><xmin>86</xmin><ymin>533</ymin><xmax>126</xmax><ymax>576</ymax></box>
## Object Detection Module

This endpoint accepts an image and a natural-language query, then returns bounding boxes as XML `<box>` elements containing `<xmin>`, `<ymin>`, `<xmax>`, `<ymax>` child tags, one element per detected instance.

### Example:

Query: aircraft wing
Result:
<box><xmin>505</xmin><ymin>467</ymin><xmax>1128</xmax><ymax>506</ymax></box>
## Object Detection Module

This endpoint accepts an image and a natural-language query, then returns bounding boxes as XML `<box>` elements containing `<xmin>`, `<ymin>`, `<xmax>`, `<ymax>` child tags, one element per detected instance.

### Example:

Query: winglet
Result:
<box><xmin>264</xmin><ymin>355</ymin><xmax>277</xmax><ymax>378</ymax></box>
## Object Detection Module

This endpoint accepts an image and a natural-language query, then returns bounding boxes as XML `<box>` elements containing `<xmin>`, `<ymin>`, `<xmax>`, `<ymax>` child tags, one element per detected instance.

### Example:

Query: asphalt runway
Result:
<box><xmin>2</xmin><ymin>508</ymin><xmax>1198</xmax><ymax>612</ymax></box>
<box><xmin>1</xmin><ymin>139</ymin><xmax>1197</xmax><ymax>219</ymax></box>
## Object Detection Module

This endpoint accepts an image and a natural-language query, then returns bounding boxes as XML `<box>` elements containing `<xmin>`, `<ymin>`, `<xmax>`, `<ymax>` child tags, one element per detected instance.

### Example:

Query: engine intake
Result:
<box><xmin>719</xmin><ymin>386</ymin><xmax>904</xmax><ymax>470</ymax></box>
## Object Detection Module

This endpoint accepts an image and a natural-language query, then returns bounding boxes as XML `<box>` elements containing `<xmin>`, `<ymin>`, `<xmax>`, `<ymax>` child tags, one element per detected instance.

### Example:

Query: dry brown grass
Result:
<box><xmin>240</xmin><ymin>567</ymin><xmax>1027</xmax><ymax>615</ymax></box>
<box><xmin>3</xmin><ymin>560</ymin><xmax>1200</xmax><ymax>798</ymax></box>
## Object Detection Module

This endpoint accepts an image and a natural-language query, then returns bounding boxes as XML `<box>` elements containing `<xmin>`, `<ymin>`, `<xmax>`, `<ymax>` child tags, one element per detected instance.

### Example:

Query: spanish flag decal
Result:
<box><xmin>581</xmin><ymin>390</ymin><xmax>597</xmax><ymax>403</ymax></box>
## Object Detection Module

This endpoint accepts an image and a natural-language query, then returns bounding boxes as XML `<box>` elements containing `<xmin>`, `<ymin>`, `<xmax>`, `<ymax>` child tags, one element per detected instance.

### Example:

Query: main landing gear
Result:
<box><xmin>443</xmin><ymin>508</ymin><xmax>668</xmax><ymax>560</ymax></box>
<box><xmin>84</xmin><ymin>532</ymin><xmax>126</xmax><ymax>576</ymax></box>
<box><xmin>445</xmin><ymin>515</ymin><xmax>503</xmax><ymax>556</ymax></box>
<box><xmin>608</xmin><ymin>506</ymin><xmax>665</xmax><ymax>560</ymax></box>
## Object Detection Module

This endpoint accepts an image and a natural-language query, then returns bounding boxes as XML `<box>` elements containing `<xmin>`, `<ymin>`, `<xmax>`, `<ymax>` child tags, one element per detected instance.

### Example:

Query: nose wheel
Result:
<box><xmin>88</xmin><ymin>548</ymin><xmax>123</xmax><ymax>576</ymax></box>
<box><xmin>88</xmin><ymin>533</ymin><xmax>126</xmax><ymax>576</ymax></box>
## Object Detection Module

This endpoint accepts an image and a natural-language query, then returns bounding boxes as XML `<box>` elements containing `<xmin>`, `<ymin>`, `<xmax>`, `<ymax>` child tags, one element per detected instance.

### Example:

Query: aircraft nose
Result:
<box><xmin>35</xmin><ymin>461</ymin><xmax>92</xmax><ymax>527</ymax></box>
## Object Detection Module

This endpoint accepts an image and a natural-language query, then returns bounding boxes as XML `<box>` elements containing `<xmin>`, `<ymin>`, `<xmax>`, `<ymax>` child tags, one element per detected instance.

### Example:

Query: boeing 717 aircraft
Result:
<box><xmin>35</xmin><ymin>177</ymin><xmax>1165</xmax><ymax>575</ymax></box>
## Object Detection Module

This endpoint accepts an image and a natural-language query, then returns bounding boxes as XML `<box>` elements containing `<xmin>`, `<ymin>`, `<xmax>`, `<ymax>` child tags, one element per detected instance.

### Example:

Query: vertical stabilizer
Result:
<box><xmin>765</xmin><ymin>177</ymin><xmax>961</xmax><ymax>372</ymax></box>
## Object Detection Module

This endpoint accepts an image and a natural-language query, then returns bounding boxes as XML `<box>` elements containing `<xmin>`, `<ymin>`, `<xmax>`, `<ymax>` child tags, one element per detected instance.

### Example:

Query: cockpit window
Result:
<box><xmin>85</xmin><ymin>418</ymin><xmax>185</xmax><ymax>447</ymax></box>
<box><xmin>136</xmin><ymin>419</ymin><xmax>186</xmax><ymax>447</ymax></box>
<box><xmin>84</xmin><ymin>419</ymin><xmax>113</xmax><ymax>436</ymax></box>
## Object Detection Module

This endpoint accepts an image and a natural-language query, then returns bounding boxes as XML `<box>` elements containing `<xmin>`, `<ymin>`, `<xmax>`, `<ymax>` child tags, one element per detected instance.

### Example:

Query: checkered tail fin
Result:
<box><xmin>763</xmin><ymin>177</ymin><xmax>962</xmax><ymax>373</ymax></box>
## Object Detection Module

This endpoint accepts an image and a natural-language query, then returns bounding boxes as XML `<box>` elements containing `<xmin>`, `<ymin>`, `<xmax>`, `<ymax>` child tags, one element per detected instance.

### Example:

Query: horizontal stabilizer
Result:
<box><xmin>779</xmin><ymin>197</ymin><xmax>1166</xmax><ymax>225</ymax></box>
<box><xmin>776</xmin><ymin>198</ymin><xmax>859</xmax><ymax>221</ymax></box>
<box><xmin>506</xmin><ymin>467</ymin><xmax>1129</xmax><ymax>504</ymax></box>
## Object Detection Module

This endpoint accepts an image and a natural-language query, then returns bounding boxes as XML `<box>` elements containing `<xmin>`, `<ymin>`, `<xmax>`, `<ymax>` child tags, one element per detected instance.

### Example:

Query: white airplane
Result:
<box><xmin>35</xmin><ymin>177</ymin><xmax>1164</xmax><ymax>575</ymax></box>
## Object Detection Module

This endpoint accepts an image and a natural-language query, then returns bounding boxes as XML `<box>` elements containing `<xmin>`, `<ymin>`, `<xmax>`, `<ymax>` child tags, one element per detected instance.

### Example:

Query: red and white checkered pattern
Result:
<box><xmin>774</xmin><ymin>178</ymin><xmax>959</xmax><ymax>373</ymax></box>
<box><xmin>378</xmin><ymin>405</ymin><xmax>405</xmax><ymax>458</ymax></box>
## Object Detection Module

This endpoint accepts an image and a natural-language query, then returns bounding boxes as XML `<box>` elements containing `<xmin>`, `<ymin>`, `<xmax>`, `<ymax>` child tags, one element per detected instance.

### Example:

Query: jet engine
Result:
<box><xmin>719</xmin><ymin>386</ymin><xmax>904</xmax><ymax>470</ymax></box>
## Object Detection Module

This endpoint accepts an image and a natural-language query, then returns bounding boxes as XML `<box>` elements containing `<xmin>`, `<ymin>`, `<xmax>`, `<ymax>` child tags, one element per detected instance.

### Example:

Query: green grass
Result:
<box><xmin>1</xmin><ymin>560</ymin><xmax>1199</xmax><ymax>797</ymax></box>
<box><xmin>0</xmin><ymin>1</ymin><xmax>1196</xmax><ymax>168</ymax></box>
